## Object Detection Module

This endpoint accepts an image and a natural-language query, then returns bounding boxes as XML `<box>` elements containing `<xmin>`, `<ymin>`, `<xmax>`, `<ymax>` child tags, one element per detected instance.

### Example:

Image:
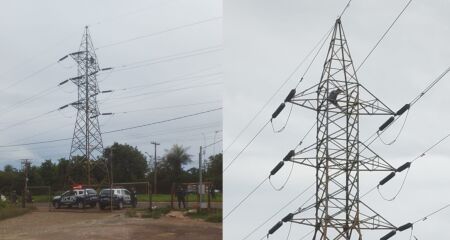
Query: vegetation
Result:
<box><xmin>141</xmin><ymin>207</ymin><xmax>171</xmax><ymax>219</ymax></box>
<box><xmin>0</xmin><ymin>143</ymin><xmax>222</xmax><ymax>198</ymax></box>
<box><xmin>0</xmin><ymin>202</ymin><xmax>35</xmax><ymax>221</ymax></box>
<box><xmin>185</xmin><ymin>209</ymin><xmax>222</xmax><ymax>223</ymax></box>
<box><xmin>125</xmin><ymin>207</ymin><xmax>171</xmax><ymax>219</ymax></box>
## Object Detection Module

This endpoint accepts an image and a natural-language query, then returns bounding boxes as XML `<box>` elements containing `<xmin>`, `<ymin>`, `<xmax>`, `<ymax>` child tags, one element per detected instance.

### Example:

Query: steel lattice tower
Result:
<box><xmin>286</xmin><ymin>19</ymin><xmax>399</xmax><ymax>239</ymax></box>
<box><xmin>67</xmin><ymin>26</ymin><xmax>104</xmax><ymax>185</ymax></box>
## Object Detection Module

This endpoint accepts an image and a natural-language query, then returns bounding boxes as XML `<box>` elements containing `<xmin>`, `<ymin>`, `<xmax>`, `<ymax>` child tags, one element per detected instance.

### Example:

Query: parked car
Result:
<box><xmin>98</xmin><ymin>188</ymin><xmax>136</xmax><ymax>210</ymax></box>
<box><xmin>52</xmin><ymin>188</ymin><xmax>98</xmax><ymax>209</ymax></box>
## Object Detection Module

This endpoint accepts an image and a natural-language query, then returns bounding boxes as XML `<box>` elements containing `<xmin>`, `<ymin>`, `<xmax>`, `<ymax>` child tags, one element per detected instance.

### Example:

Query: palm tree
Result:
<box><xmin>164</xmin><ymin>144</ymin><xmax>192</xmax><ymax>183</ymax></box>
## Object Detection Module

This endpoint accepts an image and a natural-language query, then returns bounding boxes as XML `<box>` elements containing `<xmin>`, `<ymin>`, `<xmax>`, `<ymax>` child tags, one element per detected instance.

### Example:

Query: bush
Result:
<box><xmin>141</xmin><ymin>207</ymin><xmax>171</xmax><ymax>219</ymax></box>
<box><xmin>0</xmin><ymin>206</ymin><xmax>33</xmax><ymax>221</ymax></box>
<box><xmin>0</xmin><ymin>200</ymin><xmax>7</xmax><ymax>209</ymax></box>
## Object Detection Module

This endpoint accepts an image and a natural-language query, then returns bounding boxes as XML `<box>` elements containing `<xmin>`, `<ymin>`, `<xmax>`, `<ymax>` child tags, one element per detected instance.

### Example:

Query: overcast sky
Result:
<box><xmin>0</xmin><ymin>0</ymin><xmax>222</xmax><ymax>170</ymax></box>
<box><xmin>224</xmin><ymin>0</ymin><xmax>450</xmax><ymax>239</ymax></box>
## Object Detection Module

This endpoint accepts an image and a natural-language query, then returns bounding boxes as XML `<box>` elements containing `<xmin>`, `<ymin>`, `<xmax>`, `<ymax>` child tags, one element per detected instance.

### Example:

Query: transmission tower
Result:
<box><xmin>280</xmin><ymin>18</ymin><xmax>400</xmax><ymax>239</ymax></box>
<box><xmin>61</xmin><ymin>26</ymin><xmax>105</xmax><ymax>185</ymax></box>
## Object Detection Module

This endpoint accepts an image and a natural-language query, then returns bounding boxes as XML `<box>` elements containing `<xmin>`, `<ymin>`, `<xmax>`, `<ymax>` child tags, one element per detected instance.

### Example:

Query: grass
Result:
<box><xmin>31</xmin><ymin>195</ymin><xmax>51</xmax><ymax>203</ymax></box>
<box><xmin>0</xmin><ymin>203</ymin><xmax>35</xmax><ymax>221</ymax></box>
<box><xmin>185</xmin><ymin>209</ymin><xmax>222</xmax><ymax>223</ymax></box>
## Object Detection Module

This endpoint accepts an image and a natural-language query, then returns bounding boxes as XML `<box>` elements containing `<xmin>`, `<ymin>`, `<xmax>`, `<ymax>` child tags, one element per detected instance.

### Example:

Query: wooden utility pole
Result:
<box><xmin>151</xmin><ymin>141</ymin><xmax>160</xmax><ymax>194</ymax></box>
<box><xmin>21</xmin><ymin>159</ymin><xmax>31</xmax><ymax>208</ymax></box>
<box><xmin>199</xmin><ymin>146</ymin><xmax>204</xmax><ymax>210</ymax></box>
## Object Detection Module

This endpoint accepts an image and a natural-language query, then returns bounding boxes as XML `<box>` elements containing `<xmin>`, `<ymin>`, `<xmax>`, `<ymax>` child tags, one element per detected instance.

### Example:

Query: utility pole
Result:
<box><xmin>109</xmin><ymin>147</ymin><xmax>113</xmax><ymax>212</ymax></box>
<box><xmin>21</xmin><ymin>159</ymin><xmax>31</xmax><ymax>208</ymax></box>
<box><xmin>199</xmin><ymin>145</ymin><xmax>203</xmax><ymax>210</ymax></box>
<box><xmin>151</xmin><ymin>141</ymin><xmax>160</xmax><ymax>194</ymax></box>
<box><xmin>58</xmin><ymin>26</ymin><xmax>111</xmax><ymax>186</ymax></box>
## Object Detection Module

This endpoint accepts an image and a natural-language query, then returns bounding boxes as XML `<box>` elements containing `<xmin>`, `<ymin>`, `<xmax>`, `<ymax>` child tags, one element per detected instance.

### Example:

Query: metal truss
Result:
<box><xmin>287</xmin><ymin>19</ymin><xmax>396</xmax><ymax>239</ymax></box>
<box><xmin>67</xmin><ymin>26</ymin><xmax>104</xmax><ymax>185</ymax></box>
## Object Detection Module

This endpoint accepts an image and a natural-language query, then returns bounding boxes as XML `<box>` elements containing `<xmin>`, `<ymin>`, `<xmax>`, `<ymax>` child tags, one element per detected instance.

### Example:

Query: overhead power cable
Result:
<box><xmin>224</xmin><ymin>177</ymin><xmax>269</xmax><ymax>220</ymax></box>
<box><xmin>222</xmin><ymin>0</ymin><xmax>355</xmax><ymax>172</ymax></box>
<box><xmin>223</xmin><ymin>120</ymin><xmax>271</xmax><ymax>173</ymax></box>
<box><xmin>0</xmin><ymin>107</ymin><xmax>222</xmax><ymax>148</ymax></box>
<box><xmin>112</xmin><ymin>100</ymin><xmax>221</xmax><ymax>114</ymax></box>
<box><xmin>202</xmin><ymin>139</ymin><xmax>223</xmax><ymax>149</ymax></box>
<box><xmin>360</xmin><ymin>131</ymin><xmax>450</xmax><ymax>201</ymax></box>
<box><xmin>224</xmin><ymin>0</ymin><xmax>353</xmax><ymax>155</ymax></box>
<box><xmin>1</xmin><ymin>62</ymin><xmax>57</xmax><ymax>92</ymax></box>
<box><xmin>103</xmin><ymin>81</ymin><xmax>222</xmax><ymax>102</ymax></box>
<box><xmin>110</xmin><ymin>45</ymin><xmax>222</xmax><ymax>71</ymax></box>
<box><xmin>96</xmin><ymin>17</ymin><xmax>222</xmax><ymax>49</ymax></box>
<box><xmin>223</xmin><ymin>22</ymin><xmax>332</xmax><ymax>155</ymax></box>
<box><xmin>240</xmin><ymin>183</ymin><xmax>315</xmax><ymax>240</ymax></box>
<box><xmin>363</xmin><ymin>65</ymin><xmax>450</xmax><ymax>148</ymax></box>
<box><xmin>102</xmin><ymin>107</ymin><xmax>221</xmax><ymax>135</ymax></box>
<box><xmin>355</xmin><ymin>0</ymin><xmax>413</xmax><ymax>72</ymax></box>
<box><xmin>378</xmin><ymin>203</ymin><xmax>450</xmax><ymax>240</ymax></box>
<box><xmin>412</xmin><ymin>203</ymin><xmax>450</xmax><ymax>224</ymax></box>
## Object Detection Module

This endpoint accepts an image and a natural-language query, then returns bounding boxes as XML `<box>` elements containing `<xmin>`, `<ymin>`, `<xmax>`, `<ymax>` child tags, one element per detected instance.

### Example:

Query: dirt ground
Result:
<box><xmin>0</xmin><ymin>208</ymin><xmax>222</xmax><ymax>240</ymax></box>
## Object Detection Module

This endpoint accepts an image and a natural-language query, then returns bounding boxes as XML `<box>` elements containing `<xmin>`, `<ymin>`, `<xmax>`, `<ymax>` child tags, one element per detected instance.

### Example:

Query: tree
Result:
<box><xmin>39</xmin><ymin>160</ymin><xmax>56</xmax><ymax>187</ymax></box>
<box><xmin>103</xmin><ymin>142</ymin><xmax>148</xmax><ymax>183</ymax></box>
<box><xmin>205</xmin><ymin>153</ymin><xmax>222</xmax><ymax>190</ymax></box>
<box><xmin>161</xmin><ymin>144</ymin><xmax>192</xmax><ymax>184</ymax></box>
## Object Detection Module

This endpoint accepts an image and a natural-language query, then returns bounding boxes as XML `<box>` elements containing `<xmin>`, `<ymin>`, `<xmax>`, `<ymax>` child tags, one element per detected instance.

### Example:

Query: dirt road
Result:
<box><xmin>0</xmin><ymin>208</ymin><xmax>222</xmax><ymax>240</ymax></box>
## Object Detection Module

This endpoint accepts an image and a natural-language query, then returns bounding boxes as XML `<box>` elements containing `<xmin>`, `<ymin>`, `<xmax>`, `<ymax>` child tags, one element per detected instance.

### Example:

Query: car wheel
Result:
<box><xmin>54</xmin><ymin>202</ymin><xmax>60</xmax><ymax>209</ymax></box>
<box><xmin>90</xmin><ymin>203</ymin><xmax>96</xmax><ymax>208</ymax></box>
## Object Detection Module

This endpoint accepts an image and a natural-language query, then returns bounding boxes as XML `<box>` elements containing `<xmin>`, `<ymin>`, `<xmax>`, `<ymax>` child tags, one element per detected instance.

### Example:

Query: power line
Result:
<box><xmin>233</xmin><ymin>3</ymin><xmax>420</xmax><ymax>238</ymax></box>
<box><xmin>111</xmin><ymin>46</ymin><xmax>222</xmax><ymax>72</ymax></box>
<box><xmin>355</xmin><ymin>0</ymin><xmax>413</xmax><ymax>72</ymax></box>
<box><xmin>0</xmin><ymin>85</ymin><xmax>59</xmax><ymax>119</ymax></box>
<box><xmin>241</xmin><ymin>183</ymin><xmax>315</xmax><ymax>240</ymax></box>
<box><xmin>103</xmin><ymin>81</ymin><xmax>222</xmax><ymax>102</ymax></box>
<box><xmin>223</xmin><ymin>23</ymin><xmax>332</xmax><ymax>155</ymax></box>
<box><xmin>223</xmin><ymin>0</ymin><xmax>353</xmax><ymax>155</ymax></box>
<box><xmin>113</xmin><ymin>100</ymin><xmax>222</xmax><ymax>114</ymax></box>
<box><xmin>1</xmin><ymin>62</ymin><xmax>57</xmax><ymax>92</ymax></box>
<box><xmin>0</xmin><ymin>107</ymin><xmax>222</xmax><ymax>148</ymax></box>
<box><xmin>203</xmin><ymin>138</ymin><xmax>223</xmax><ymax>149</ymax></box>
<box><xmin>223</xmin><ymin>0</ymin><xmax>418</xmax><ymax>177</ymax></box>
<box><xmin>96</xmin><ymin>17</ymin><xmax>222</xmax><ymax>49</ymax></box>
<box><xmin>412</xmin><ymin>203</ymin><xmax>450</xmax><ymax>224</ymax></box>
<box><xmin>115</xmin><ymin>72</ymin><xmax>222</xmax><ymax>92</ymax></box>
<box><xmin>223</xmin><ymin>120</ymin><xmax>271</xmax><ymax>173</ymax></box>
<box><xmin>103</xmin><ymin>107</ymin><xmax>221</xmax><ymax>134</ymax></box>
<box><xmin>224</xmin><ymin>177</ymin><xmax>269</xmax><ymax>220</ymax></box>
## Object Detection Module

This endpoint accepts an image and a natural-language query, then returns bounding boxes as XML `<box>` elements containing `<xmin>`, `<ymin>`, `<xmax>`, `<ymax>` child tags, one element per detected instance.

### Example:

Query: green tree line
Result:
<box><xmin>0</xmin><ymin>143</ymin><xmax>222</xmax><ymax>196</ymax></box>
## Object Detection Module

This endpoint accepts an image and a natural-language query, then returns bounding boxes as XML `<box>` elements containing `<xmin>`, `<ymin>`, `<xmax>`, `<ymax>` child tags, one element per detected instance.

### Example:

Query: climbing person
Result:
<box><xmin>328</xmin><ymin>88</ymin><xmax>343</xmax><ymax>111</ymax></box>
